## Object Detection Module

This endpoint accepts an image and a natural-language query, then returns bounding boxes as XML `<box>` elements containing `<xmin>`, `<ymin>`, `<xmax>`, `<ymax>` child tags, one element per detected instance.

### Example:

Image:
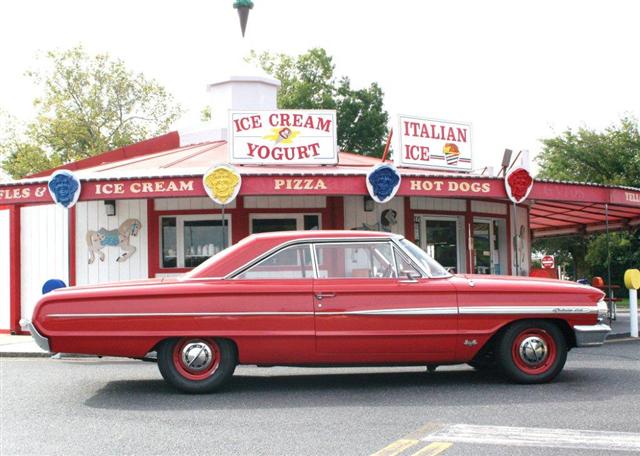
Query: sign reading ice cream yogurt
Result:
<box><xmin>396</xmin><ymin>115</ymin><xmax>472</xmax><ymax>172</ymax></box>
<box><xmin>229</xmin><ymin>110</ymin><xmax>338</xmax><ymax>165</ymax></box>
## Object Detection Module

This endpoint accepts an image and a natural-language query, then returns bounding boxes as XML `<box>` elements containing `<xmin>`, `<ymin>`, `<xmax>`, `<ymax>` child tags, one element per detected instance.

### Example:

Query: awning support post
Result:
<box><xmin>513</xmin><ymin>201</ymin><xmax>520</xmax><ymax>276</ymax></box>
<box><xmin>605</xmin><ymin>203</ymin><xmax>613</xmax><ymax>318</ymax></box>
<box><xmin>222</xmin><ymin>205</ymin><xmax>227</xmax><ymax>249</ymax></box>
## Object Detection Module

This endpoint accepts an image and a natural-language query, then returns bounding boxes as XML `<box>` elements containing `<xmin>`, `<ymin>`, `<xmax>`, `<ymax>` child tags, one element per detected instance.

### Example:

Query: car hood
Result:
<box><xmin>456</xmin><ymin>274</ymin><xmax>605</xmax><ymax>300</ymax></box>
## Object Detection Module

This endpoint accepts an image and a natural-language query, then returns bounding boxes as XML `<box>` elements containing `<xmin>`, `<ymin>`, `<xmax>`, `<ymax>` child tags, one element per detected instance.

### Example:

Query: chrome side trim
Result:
<box><xmin>318</xmin><ymin>307</ymin><xmax>458</xmax><ymax>316</ymax></box>
<box><xmin>47</xmin><ymin>311</ymin><xmax>315</xmax><ymax>318</ymax></box>
<box><xmin>574</xmin><ymin>323</ymin><xmax>611</xmax><ymax>347</ymax></box>
<box><xmin>459</xmin><ymin>305</ymin><xmax>599</xmax><ymax>315</ymax></box>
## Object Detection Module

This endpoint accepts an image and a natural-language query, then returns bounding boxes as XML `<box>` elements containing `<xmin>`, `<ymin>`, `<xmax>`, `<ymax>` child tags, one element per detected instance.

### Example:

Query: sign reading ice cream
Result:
<box><xmin>229</xmin><ymin>110</ymin><xmax>338</xmax><ymax>165</ymax></box>
<box><xmin>396</xmin><ymin>115</ymin><xmax>472</xmax><ymax>172</ymax></box>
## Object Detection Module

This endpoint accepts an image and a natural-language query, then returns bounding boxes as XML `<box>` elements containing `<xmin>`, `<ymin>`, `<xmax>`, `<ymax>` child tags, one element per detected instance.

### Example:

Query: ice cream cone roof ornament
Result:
<box><xmin>233</xmin><ymin>0</ymin><xmax>254</xmax><ymax>37</ymax></box>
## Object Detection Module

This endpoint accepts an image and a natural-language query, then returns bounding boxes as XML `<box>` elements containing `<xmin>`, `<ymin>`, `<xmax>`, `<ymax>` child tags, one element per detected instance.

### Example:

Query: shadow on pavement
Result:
<box><xmin>83</xmin><ymin>366</ymin><xmax>636</xmax><ymax>412</ymax></box>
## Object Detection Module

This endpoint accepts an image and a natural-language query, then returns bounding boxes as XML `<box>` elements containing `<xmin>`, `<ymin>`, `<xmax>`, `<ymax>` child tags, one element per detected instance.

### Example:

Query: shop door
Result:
<box><xmin>473</xmin><ymin>219</ymin><xmax>503</xmax><ymax>274</ymax></box>
<box><xmin>419</xmin><ymin>217</ymin><xmax>460</xmax><ymax>274</ymax></box>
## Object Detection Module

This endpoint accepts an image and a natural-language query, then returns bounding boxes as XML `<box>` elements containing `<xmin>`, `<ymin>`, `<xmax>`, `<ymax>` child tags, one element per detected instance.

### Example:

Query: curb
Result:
<box><xmin>0</xmin><ymin>352</ymin><xmax>51</xmax><ymax>358</ymax></box>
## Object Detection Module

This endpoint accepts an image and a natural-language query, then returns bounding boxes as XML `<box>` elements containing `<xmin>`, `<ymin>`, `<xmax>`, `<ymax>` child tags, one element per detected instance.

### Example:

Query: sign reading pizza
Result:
<box><xmin>396</xmin><ymin>115</ymin><xmax>472</xmax><ymax>171</ymax></box>
<box><xmin>541</xmin><ymin>255</ymin><xmax>555</xmax><ymax>269</ymax></box>
<box><xmin>229</xmin><ymin>110</ymin><xmax>338</xmax><ymax>165</ymax></box>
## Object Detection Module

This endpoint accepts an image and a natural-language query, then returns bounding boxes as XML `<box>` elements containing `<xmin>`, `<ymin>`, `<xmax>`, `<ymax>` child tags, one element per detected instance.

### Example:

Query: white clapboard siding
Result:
<box><xmin>20</xmin><ymin>205</ymin><xmax>69</xmax><ymax>321</ymax></box>
<box><xmin>0</xmin><ymin>209</ymin><xmax>11</xmax><ymax>330</ymax></box>
<box><xmin>471</xmin><ymin>200</ymin><xmax>507</xmax><ymax>215</ymax></box>
<box><xmin>410</xmin><ymin>197</ymin><xmax>466</xmax><ymax>212</ymax></box>
<box><xmin>155</xmin><ymin>197</ymin><xmax>236</xmax><ymax>211</ymax></box>
<box><xmin>75</xmin><ymin>199</ymin><xmax>148</xmax><ymax>285</ymax></box>
<box><xmin>243</xmin><ymin>196</ymin><xmax>327</xmax><ymax>209</ymax></box>
<box><xmin>343</xmin><ymin>196</ymin><xmax>405</xmax><ymax>235</ymax></box>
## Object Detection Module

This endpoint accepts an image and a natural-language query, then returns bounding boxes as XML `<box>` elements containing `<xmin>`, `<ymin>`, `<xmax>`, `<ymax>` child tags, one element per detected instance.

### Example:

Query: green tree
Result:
<box><xmin>1</xmin><ymin>46</ymin><xmax>182</xmax><ymax>179</ymax></box>
<box><xmin>534</xmin><ymin>117</ymin><xmax>640</xmax><ymax>288</ymax></box>
<box><xmin>537</xmin><ymin>117</ymin><xmax>640</xmax><ymax>185</ymax></box>
<box><xmin>248</xmin><ymin>48</ymin><xmax>389</xmax><ymax>156</ymax></box>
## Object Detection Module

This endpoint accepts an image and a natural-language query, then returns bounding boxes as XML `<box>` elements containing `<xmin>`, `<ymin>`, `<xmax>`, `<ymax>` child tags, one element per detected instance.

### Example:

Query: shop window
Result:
<box><xmin>161</xmin><ymin>215</ymin><xmax>230</xmax><ymax>269</ymax></box>
<box><xmin>236</xmin><ymin>244</ymin><xmax>313</xmax><ymax>279</ymax></box>
<box><xmin>250</xmin><ymin>213</ymin><xmax>321</xmax><ymax>234</ymax></box>
<box><xmin>315</xmin><ymin>242</ymin><xmax>397</xmax><ymax>279</ymax></box>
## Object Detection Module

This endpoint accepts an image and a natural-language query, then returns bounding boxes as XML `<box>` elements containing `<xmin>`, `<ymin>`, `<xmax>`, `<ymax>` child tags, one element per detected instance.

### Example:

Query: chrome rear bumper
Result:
<box><xmin>574</xmin><ymin>323</ymin><xmax>611</xmax><ymax>347</ymax></box>
<box><xmin>19</xmin><ymin>319</ymin><xmax>51</xmax><ymax>352</ymax></box>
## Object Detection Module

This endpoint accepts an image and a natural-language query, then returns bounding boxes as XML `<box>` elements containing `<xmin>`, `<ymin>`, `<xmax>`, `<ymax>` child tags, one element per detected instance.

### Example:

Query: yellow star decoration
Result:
<box><xmin>263</xmin><ymin>127</ymin><xmax>300</xmax><ymax>144</ymax></box>
<box><xmin>203</xmin><ymin>167</ymin><xmax>240</xmax><ymax>204</ymax></box>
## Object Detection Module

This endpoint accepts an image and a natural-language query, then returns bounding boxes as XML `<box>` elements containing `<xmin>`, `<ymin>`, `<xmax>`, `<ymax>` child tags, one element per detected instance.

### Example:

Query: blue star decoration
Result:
<box><xmin>48</xmin><ymin>171</ymin><xmax>81</xmax><ymax>208</ymax></box>
<box><xmin>367</xmin><ymin>165</ymin><xmax>401</xmax><ymax>203</ymax></box>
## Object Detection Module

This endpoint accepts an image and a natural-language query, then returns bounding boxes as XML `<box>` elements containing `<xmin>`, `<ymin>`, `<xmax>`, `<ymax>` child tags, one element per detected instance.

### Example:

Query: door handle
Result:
<box><xmin>315</xmin><ymin>292</ymin><xmax>336</xmax><ymax>300</ymax></box>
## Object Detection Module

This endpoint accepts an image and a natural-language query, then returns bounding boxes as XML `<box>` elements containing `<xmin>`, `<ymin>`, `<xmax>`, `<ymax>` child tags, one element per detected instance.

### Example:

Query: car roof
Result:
<box><xmin>185</xmin><ymin>230</ymin><xmax>401</xmax><ymax>279</ymax></box>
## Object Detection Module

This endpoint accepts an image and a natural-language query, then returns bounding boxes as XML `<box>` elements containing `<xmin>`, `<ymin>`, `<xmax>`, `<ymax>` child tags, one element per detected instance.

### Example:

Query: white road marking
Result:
<box><xmin>422</xmin><ymin>424</ymin><xmax>640</xmax><ymax>452</ymax></box>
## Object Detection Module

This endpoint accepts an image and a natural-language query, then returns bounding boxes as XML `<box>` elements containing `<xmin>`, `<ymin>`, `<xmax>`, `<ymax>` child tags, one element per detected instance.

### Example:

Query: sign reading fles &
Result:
<box><xmin>397</xmin><ymin>115</ymin><xmax>472</xmax><ymax>172</ymax></box>
<box><xmin>229</xmin><ymin>110</ymin><xmax>338</xmax><ymax>165</ymax></box>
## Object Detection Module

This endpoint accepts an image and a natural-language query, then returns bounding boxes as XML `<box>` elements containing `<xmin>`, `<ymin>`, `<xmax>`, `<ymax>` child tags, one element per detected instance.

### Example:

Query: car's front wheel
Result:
<box><xmin>157</xmin><ymin>337</ymin><xmax>236</xmax><ymax>393</ymax></box>
<box><xmin>496</xmin><ymin>320</ymin><xmax>567</xmax><ymax>384</ymax></box>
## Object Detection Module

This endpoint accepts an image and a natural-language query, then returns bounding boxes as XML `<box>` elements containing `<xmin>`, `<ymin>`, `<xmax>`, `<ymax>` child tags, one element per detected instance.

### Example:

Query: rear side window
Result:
<box><xmin>235</xmin><ymin>244</ymin><xmax>313</xmax><ymax>279</ymax></box>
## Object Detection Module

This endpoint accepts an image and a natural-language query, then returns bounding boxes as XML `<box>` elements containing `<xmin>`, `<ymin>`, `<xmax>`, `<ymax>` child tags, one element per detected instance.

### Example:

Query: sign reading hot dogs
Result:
<box><xmin>396</xmin><ymin>115</ymin><xmax>472</xmax><ymax>172</ymax></box>
<box><xmin>229</xmin><ymin>110</ymin><xmax>338</xmax><ymax>165</ymax></box>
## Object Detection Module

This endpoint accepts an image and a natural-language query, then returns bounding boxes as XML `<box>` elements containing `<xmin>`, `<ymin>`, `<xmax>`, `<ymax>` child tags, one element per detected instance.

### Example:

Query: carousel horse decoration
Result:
<box><xmin>48</xmin><ymin>170</ymin><xmax>81</xmax><ymax>208</ymax></box>
<box><xmin>366</xmin><ymin>163</ymin><xmax>401</xmax><ymax>203</ymax></box>
<box><xmin>86</xmin><ymin>218</ymin><xmax>142</xmax><ymax>264</ymax></box>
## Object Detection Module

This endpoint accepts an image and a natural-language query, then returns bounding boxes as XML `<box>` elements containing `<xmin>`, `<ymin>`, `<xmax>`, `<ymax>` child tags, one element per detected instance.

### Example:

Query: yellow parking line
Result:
<box><xmin>409</xmin><ymin>441</ymin><xmax>453</xmax><ymax>456</ymax></box>
<box><xmin>370</xmin><ymin>438</ymin><xmax>419</xmax><ymax>456</ymax></box>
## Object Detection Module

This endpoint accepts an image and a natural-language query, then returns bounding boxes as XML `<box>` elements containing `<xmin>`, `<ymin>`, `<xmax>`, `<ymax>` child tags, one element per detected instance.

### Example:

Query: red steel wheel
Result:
<box><xmin>172</xmin><ymin>338</ymin><xmax>221</xmax><ymax>381</ymax></box>
<box><xmin>157</xmin><ymin>337</ymin><xmax>236</xmax><ymax>393</ymax></box>
<box><xmin>497</xmin><ymin>320</ymin><xmax>567</xmax><ymax>384</ymax></box>
<box><xmin>510</xmin><ymin>329</ymin><xmax>557</xmax><ymax>375</ymax></box>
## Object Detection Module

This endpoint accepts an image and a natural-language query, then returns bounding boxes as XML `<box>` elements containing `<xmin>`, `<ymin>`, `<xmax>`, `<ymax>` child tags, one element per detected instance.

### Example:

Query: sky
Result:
<box><xmin>1</xmin><ymin>0</ymin><xmax>639</xmax><ymax>175</ymax></box>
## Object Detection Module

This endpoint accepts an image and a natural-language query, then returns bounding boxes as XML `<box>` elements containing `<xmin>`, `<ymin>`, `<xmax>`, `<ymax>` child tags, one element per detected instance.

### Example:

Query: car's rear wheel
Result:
<box><xmin>496</xmin><ymin>320</ymin><xmax>567</xmax><ymax>384</ymax></box>
<box><xmin>157</xmin><ymin>337</ymin><xmax>236</xmax><ymax>393</ymax></box>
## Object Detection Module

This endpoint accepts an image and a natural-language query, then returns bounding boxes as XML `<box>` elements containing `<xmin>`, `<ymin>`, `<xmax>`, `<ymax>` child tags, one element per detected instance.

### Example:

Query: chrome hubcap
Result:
<box><xmin>518</xmin><ymin>336</ymin><xmax>548</xmax><ymax>365</ymax></box>
<box><xmin>180</xmin><ymin>341</ymin><xmax>213</xmax><ymax>371</ymax></box>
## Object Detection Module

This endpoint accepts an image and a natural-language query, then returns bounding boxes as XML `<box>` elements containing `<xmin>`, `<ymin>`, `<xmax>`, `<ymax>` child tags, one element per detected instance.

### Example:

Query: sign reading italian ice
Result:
<box><xmin>396</xmin><ymin>115</ymin><xmax>472</xmax><ymax>172</ymax></box>
<box><xmin>229</xmin><ymin>110</ymin><xmax>338</xmax><ymax>165</ymax></box>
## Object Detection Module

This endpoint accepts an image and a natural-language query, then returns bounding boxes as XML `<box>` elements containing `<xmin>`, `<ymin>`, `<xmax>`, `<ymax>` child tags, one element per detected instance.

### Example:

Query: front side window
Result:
<box><xmin>399</xmin><ymin>239</ymin><xmax>450</xmax><ymax>278</ymax></box>
<box><xmin>161</xmin><ymin>216</ymin><xmax>229</xmax><ymax>269</ymax></box>
<box><xmin>315</xmin><ymin>242</ymin><xmax>397</xmax><ymax>279</ymax></box>
<box><xmin>236</xmin><ymin>244</ymin><xmax>313</xmax><ymax>279</ymax></box>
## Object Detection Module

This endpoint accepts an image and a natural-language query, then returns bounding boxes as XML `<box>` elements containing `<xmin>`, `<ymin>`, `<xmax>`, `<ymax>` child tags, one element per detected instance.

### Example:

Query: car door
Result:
<box><xmin>228</xmin><ymin>243</ymin><xmax>315</xmax><ymax>363</ymax></box>
<box><xmin>313</xmin><ymin>241</ymin><xmax>458</xmax><ymax>357</ymax></box>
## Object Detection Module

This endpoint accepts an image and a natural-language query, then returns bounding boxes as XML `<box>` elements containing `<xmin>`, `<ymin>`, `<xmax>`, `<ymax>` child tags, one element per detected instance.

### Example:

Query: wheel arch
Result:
<box><xmin>473</xmin><ymin>317</ymin><xmax>576</xmax><ymax>362</ymax></box>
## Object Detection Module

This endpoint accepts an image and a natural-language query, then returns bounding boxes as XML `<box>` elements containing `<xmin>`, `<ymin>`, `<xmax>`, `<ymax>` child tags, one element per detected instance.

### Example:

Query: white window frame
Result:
<box><xmin>249</xmin><ymin>213</ymin><xmax>322</xmax><ymax>233</ymax></box>
<box><xmin>160</xmin><ymin>214</ymin><xmax>232</xmax><ymax>269</ymax></box>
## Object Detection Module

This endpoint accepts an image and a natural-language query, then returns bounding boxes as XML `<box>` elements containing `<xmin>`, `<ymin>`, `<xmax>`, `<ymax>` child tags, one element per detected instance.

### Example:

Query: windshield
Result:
<box><xmin>399</xmin><ymin>239</ymin><xmax>450</xmax><ymax>278</ymax></box>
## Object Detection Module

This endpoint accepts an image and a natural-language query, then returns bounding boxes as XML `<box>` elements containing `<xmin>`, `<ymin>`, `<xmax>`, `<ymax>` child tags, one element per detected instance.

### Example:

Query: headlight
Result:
<box><xmin>597</xmin><ymin>300</ymin><xmax>608</xmax><ymax>322</ymax></box>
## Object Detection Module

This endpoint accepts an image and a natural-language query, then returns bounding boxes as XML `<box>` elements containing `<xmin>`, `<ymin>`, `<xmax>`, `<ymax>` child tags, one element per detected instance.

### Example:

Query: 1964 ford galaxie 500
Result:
<box><xmin>23</xmin><ymin>230</ymin><xmax>610</xmax><ymax>393</ymax></box>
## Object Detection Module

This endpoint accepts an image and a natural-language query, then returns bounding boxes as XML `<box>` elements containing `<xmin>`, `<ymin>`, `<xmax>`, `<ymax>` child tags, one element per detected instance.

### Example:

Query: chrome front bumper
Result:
<box><xmin>19</xmin><ymin>319</ymin><xmax>51</xmax><ymax>352</ymax></box>
<box><xmin>574</xmin><ymin>323</ymin><xmax>611</xmax><ymax>347</ymax></box>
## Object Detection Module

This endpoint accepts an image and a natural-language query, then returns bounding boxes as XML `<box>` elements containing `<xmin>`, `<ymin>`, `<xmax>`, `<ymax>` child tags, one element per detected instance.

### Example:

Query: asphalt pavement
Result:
<box><xmin>1</xmin><ymin>339</ymin><xmax>639</xmax><ymax>455</ymax></box>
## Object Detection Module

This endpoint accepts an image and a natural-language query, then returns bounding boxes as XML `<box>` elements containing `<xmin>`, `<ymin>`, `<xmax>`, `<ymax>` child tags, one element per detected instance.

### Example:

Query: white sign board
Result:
<box><xmin>396</xmin><ymin>115</ymin><xmax>472</xmax><ymax>172</ymax></box>
<box><xmin>229</xmin><ymin>110</ymin><xmax>338</xmax><ymax>165</ymax></box>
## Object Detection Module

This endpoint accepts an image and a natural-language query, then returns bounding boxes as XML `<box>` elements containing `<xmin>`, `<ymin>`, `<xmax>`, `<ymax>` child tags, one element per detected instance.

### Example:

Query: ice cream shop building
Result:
<box><xmin>2</xmin><ymin>71</ymin><xmax>640</xmax><ymax>334</ymax></box>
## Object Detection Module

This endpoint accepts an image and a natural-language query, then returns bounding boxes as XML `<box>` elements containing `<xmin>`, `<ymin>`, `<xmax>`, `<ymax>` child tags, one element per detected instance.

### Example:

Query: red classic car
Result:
<box><xmin>23</xmin><ymin>230</ymin><xmax>610</xmax><ymax>393</ymax></box>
